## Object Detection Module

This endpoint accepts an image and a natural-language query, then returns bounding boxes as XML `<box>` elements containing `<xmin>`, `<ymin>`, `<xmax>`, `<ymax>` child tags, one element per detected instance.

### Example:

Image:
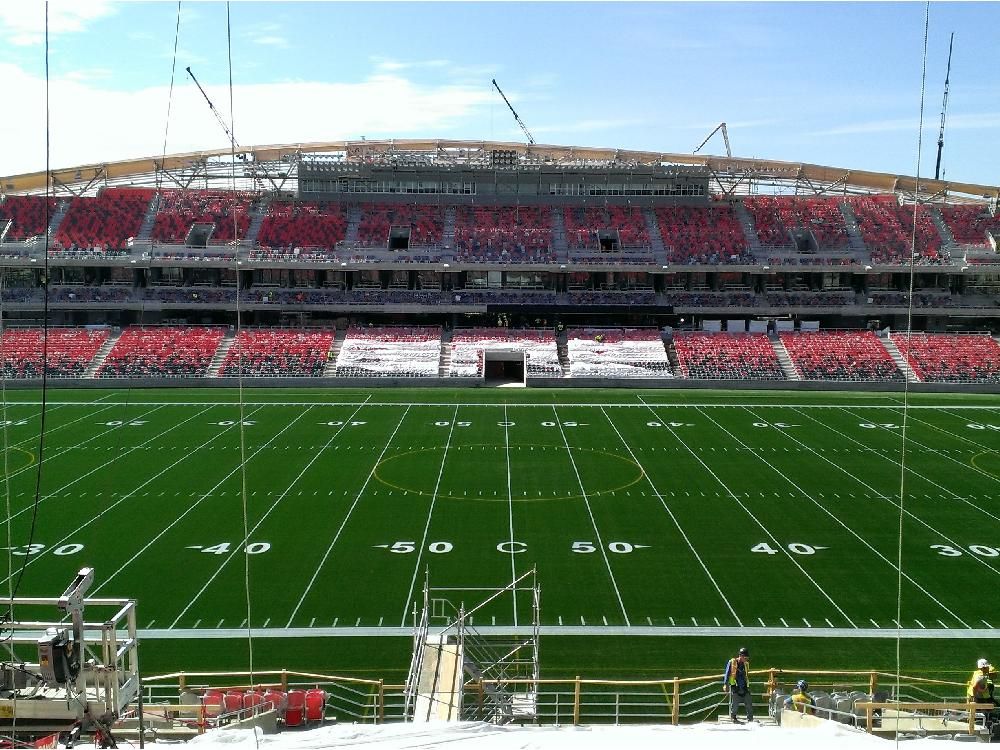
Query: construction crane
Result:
<box><xmin>693</xmin><ymin>121</ymin><xmax>731</xmax><ymax>158</ymax></box>
<box><xmin>934</xmin><ymin>32</ymin><xmax>955</xmax><ymax>181</ymax></box>
<box><xmin>186</xmin><ymin>66</ymin><xmax>239</xmax><ymax>149</ymax></box>
<box><xmin>491</xmin><ymin>78</ymin><xmax>535</xmax><ymax>145</ymax></box>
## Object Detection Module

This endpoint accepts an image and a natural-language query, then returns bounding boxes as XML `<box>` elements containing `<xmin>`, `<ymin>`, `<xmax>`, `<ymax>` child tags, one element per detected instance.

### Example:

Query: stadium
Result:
<box><xmin>1</xmin><ymin>2</ymin><xmax>999</xmax><ymax>746</ymax></box>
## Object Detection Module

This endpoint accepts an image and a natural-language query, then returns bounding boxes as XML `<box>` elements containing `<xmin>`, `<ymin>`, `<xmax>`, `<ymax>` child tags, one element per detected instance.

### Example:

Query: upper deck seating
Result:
<box><xmin>566</xmin><ymin>328</ymin><xmax>671</xmax><ymax>378</ymax></box>
<box><xmin>221</xmin><ymin>329</ymin><xmax>334</xmax><ymax>377</ymax></box>
<box><xmin>0</xmin><ymin>328</ymin><xmax>109</xmax><ymax>379</ymax></box>
<box><xmin>655</xmin><ymin>203</ymin><xmax>751</xmax><ymax>264</ymax></box>
<box><xmin>890</xmin><ymin>333</ymin><xmax>1000</xmax><ymax>383</ymax></box>
<box><xmin>936</xmin><ymin>205</ymin><xmax>1000</xmax><ymax>247</ymax></box>
<box><xmin>780</xmin><ymin>330</ymin><xmax>902</xmax><ymax>381</ymax></box>
<box><xmin>0</xmin><ymin>196</ymin><xmax>61</xmax><ymax>241</ymax></box>
<box><xmin>152</xmin><ymin>190</ymin><xmax>254</xmax><ymax>244</ymax></box>
<box><xmin>54</xmin><ymin>188</ymin><xmax>154</xmax><ymax>250</ymax></box>
<box><xmin>563</xmin><ymin>206</ymin><xmax>650</xmax><ymax>249</ymax></box>
<box><xmin>97</xmin><ymin>326</ymin><xmax>224</xmax><ymax>378</ymax></box>
<box><xmin>672</xmin><ymin>332</ymin><xmax>784</xmax><ymax>380</ymax></box>
<box><xmin>335</xmin><ymin>326</ymin><xmax>441</xmax><ymax>377</ymax></box>
<box><xmin>744</xmin><ymin>196</ymin><xmax>850</xmax><ymax>249</ymax></box>
<box><xmin>453</xmin><ymin>206</ymin><xmax>554</xmax><ymax>262</ymax></box>
<box><xmin>449</xmin><ymin>328</ymin><xmax>560</xmax><ymax>377</ymax></box>
<box><xmin>847</xmin><ymin>196</ymin><xmax>943</xmax><ymax>264</ymax></box>
<box><xmin>356</xmin><ymin>204</ymin><xmax>444</xmax><ymax>247</ymax></box>
<box><xmin>256</xmin><ymin>202</ymin><xmax>348</xmax><ymax>251</ymax></box>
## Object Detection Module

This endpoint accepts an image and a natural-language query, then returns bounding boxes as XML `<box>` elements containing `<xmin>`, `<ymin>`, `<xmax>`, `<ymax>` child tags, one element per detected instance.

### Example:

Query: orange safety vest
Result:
<box><xmin>726</xmin><ymin>657</ymin><xmax>750</xmax><ymax>688</ymax></box>
<box><xmin>969</xmin><ymin>669</ymin><xmax>995</xmax><ymax>701</ymax></box>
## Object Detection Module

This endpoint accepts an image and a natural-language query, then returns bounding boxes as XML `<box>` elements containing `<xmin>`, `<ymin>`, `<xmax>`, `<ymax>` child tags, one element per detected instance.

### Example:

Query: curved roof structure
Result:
<box><xmin>2</xmin><ymin>138</ymin><xmax>998</xmax><ymax>203</ymax></box>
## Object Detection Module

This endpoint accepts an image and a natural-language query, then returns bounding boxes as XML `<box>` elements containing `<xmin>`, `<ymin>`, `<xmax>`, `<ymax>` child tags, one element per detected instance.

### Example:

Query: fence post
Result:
<box><xmin>179</xmin><ymin>672</ymin><xmax>186</xmax><ymax>691</ymax></box>
<box><xmin>766</xmin><ymin>668</ymin><xmax>776</xmax><ymax>697</ymax></box>
<box><xmin>281</xmin><ymin>670</ymin><xmax>288</xmax><ymax>691</ymax></box>
<box><xmin>377</xmin><ymin>680</ymin><xmax>385</xmax><ymax>724</ymax></box>
<box><xmin>573</xmin><ymin>676</ymin><xmax>581</xmax><ymax>726</ymax></box>
<box><xmin>969</xmin><ymin>701</ymin><xmax>977</xmax><ymax>735</ymax></box>
<box><xmin>672</xmin><ymin>678</ymin><xmax>680</xmax><ymax>725</ymax></box>
<box><xmin>869</xmin><ymin>671</ymin><xmax>877</xmax><ymax>695</ymax></box>
<box><xmin>866</xmin><ymin>704</ymin><xmax>873</xmax><ymax>733</ymax></box>
<box><xmin>476</xmin><ymin>680</ymin><xmax>484</xmax><ymax>720</ymax></box>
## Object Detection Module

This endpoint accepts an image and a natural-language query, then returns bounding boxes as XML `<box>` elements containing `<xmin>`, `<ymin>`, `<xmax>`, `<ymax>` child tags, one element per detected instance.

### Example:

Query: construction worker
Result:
<box><xmin>722</xmin><ymin>646</ymin><xmax>753</xmax><ymax>723</ymax></box>
<box><xmin>784</xmin><ymin>679</ymin><xmax>816</xmax><ymax>714</ymax></box>
<box><xmin>969</xmin><ymin>658</ymin><xmax>997</xmax><ymax>703</ymax></box>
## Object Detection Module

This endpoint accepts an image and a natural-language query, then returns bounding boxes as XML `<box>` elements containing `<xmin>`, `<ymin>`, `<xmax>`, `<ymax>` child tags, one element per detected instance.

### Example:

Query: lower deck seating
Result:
<box><xmin>449</xmin><ymin>329</ymin><xmax>560</xmax><ymax>378</ymax></box>
<box><xmin>220</xmin><ymin>329</ymin><xmax>334</xmax><ymax>377</ymax></box>
<box><xmin>0</xmin><ymin>328</ymin><xmax>109</xmax><ymax>379</ymax></box>
<box><xmin>672</xmin><ymin>333</ymin><xmax>784</xmax><ymax>380</ymax></box>
<box><xmin>566</xmin><ymin>329</ymin><xmax>671</xmax><ymax>378</ymax></box>
<box><xmin>780</xmin><ymin>331</ymin><xmax>902</xmax><ymax>381</ymax></box>
<box><xmin>97</xmin><ymin>326</ymin><xmax>224</xmax><ymax>378</ymax></box>
<box><xmin>335</xmin><ymin>326</ymin><xmax>441</xmax><ymax>377</ymax></box>
<box><xmin>890</xmin><ymin>333</ymin><xmax>1000</xmax><ymax>383</ymax></box>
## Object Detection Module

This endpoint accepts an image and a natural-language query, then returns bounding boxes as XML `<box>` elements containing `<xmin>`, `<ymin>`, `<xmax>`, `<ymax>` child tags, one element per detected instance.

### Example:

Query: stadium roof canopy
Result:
<box><xmin>2</xmin><ymin>138</ymin><xmax>998</xmax><ymax>205</ymax></box>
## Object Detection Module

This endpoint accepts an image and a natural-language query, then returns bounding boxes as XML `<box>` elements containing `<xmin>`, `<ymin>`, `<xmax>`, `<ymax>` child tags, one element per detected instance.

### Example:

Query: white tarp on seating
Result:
<box><xmin>748</xmin><ymin>320</ymin><xmax>768</xmax><ymax>333</ymax></box>
<box><xmin>776</xmin><ymin>320</ymin><xmax>795</xmax><ymax>332</ymax></box>
<box><xmin>701</xmin><ymin>320</ymin><xmax>722</xmax><ymax>332</ymax></box>
<box><xmin>800</xmin><ymin>320</ymin><xmax>821</xmax><ymax>331</ymax></box>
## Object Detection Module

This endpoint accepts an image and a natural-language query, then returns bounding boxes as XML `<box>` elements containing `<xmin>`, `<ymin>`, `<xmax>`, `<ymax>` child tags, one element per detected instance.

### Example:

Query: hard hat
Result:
<box><xmin>796</xmin><ymin>679</ymin><xmax>808</xmax><ymax>691</ymax></box>
<box><xmin>738</xmin><ymin>647</ymin><xmax>749</xmax><ymax>657</ymax></box>
<box><xmin>978</xmin><ymin>658</ymin><xmax>990</xmax><ymax>669</ymax></box>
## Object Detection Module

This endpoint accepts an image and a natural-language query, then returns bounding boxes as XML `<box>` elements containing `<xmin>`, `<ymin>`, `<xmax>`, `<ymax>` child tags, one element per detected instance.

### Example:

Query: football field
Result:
<box><xmin>1</xmin><ymin>387</ymin><xmax>998</xmax><ymax>675</ymax></box>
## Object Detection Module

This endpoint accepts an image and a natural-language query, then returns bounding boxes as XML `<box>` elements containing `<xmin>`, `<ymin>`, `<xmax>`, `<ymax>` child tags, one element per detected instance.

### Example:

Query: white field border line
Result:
<box><xmin>89</xmin><ymin>404</ymin><xmax>305</xmax><ymax>602</ymax></box>
<box><xmin>7</xmin><ymin>400</ymin><xmax>1000</xmax><ymax>410</ymax></box>
<box><xmin>504</xmin><ymin>404</ymin><xmax>518</xmax><ymax>627</ymax></box>
<box><xmin>797</xmin><ymin>407</ymin><xmax>1000</xmax><ymax>520</ymax></box>
<box><xmin>399</xmin><ymin>405</ymin><xmax>458</xmax><ymax>628</ymax></box>
<box><xmin>173</xmin><ymin>398</ymin><xmax>374</xmax><ymax>627</ymax></box>
<box><xmin>553</xmin><ymin>405</ymin><xmax>630</xmax><ymax>627</ymax></box>
<box><xmin>599</xmin><ymin>406</ymin><xmax>743</xmax><ymax>628</ymax></box>
<box><xmin>0</xmin><ymin>404</ymin><xmax>218</xmax><ymax>586</ymax></box>
<box><xmin>291</xmin><ymin>404</ymin><xmax>413</xmax><ymax>627</ymax></box>
<box><xmin>132</xmin><ymin>624</ymin><xmax>1000</xmax><ymax>639</ymax></box>
<box><xmin>639</xmin><ymin>400</ymin><xmax>857</xmax><ymax>628</ymax></box>
<box><xmin>728</xmin><ymin>405</ymin><xmax>970</xmax><ymax>627</ymax></box>
<box><xmin>885</xmin><ymin>407</ymin><xmax>1000</xmax><ymax>473</ymax></box>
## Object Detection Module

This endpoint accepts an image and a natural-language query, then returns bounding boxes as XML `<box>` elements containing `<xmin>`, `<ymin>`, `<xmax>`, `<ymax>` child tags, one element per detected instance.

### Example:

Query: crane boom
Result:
<box><xmin>491</xmin><ymin>78</ymin><xmax>535</xmax><ymax>145</ymax></box>
<box><xmin>693</xmin><ymin>122</ymin><xmax>731</xmax><ymax>158</ymax></box>
<box><xmin>186</xmin><ymin>66</ymin><xmax>239</xmax><ymax>149</ymax></box>
<box><xmin>934</xmin><ymin>33</ymin><xmax>955</xmax><ymax>181</ymax></box>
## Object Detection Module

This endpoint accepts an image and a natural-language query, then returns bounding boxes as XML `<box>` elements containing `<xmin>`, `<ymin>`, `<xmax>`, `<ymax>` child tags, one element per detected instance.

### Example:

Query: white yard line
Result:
<box><xmin>176</xmin><ymin>399</ymin><xmax>375</xmax><ymax>627</ymax></box>
<box><xmin>553</xmin><ymin>405</ymin><xmax>630</xmax><ymax>626</ymax></box>
<box><xmin>88</xmin><ymin>404</ymin><xmax>292</xmax><ymax>596</ymax></box>
<box><xmin>0</xmin><ymin>404</ymin><xmax>217</xmax><ymax>585</ymax></box>
<box><xmin>290</xmin><ymin>405</ymin><xmax>412</xmax><ymax>626</ymax></box>
<box><xmin>399</xmin><ymin>406</ymin><xmax>459</xmax><ymax>627</ymax></box>
<box><xmin>728</xmin><ymin>405</ymin><xmax>970</xmax><ymax>627</ymax></box>
<box><xmin>600</xmin><ymin>407</ymin><xmax>743</xmax><ymax>627</ymax></box>
<box><xmin>504</xmin><ymin>404</ymin><xmax>518</xmax><ymax>627</ymax></box>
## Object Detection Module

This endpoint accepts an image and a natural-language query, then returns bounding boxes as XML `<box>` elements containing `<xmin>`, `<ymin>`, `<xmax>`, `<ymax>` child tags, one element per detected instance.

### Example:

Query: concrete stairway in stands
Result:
<box><xmin>732</xmin><ymin>201</ymin><xmax>763</xmax><ymax>257</ymax></box>
<box><xmin>84</xmin><ymin>332</ymin><xmax>120</xmax><ymax>378</ymax></box>
<box><xmin>839</xmin><ymin>201</ymin><xmax>870</xmax><ymax>254</ymax></box>
<box><xmin>880</xmin><ymin>336</ymin><xmax>921</xmax><ymax>383</ymax></box>
<box><xmin>47</xmin><ymin>199</ymin><xmax>71</xmax><ymax>238</ymax></box>
<box><xmin>555</xmin><ymin>329</ymin><xmax>570</xmax><ymax>376</ymax></box>
<box><xmin>770</xmin><ymin>335</ymin><xmax>801</xmax><ymax>380</ymax></box>
<box><xmin>323</xmin><ymin>329</ymin><xmax>348</xmax><ymax>376</ymax></box>
<box><xmin>344</xmin><ymin>204</ymin><xmax>362</xmax><ymax>243</ymax></box>
<box><xmin>438</xmin><ymin>329</ymin><xmax>453</xmax><ymax>377</ymax></box>
<box><xmin>550</xmin><ymin>207</ymin><xmax>569</xmax><ymax>263</ymax></box>
<box><xmin>206</xmin><ymin>334</ymin><xmax>236</xmax><ymax>377</ymax></box>
<box><xmin>242</xmin><ymin>200</ymin><xmax>268</xmax><ymax>246</ymax></box>
<box><xmin>644</xmin><ymin>208</ymin><xmax>668</xmax><ymax>265</ymax></box>
<box><xmin>136</xmin><ymin>193</ymin><xmax>160</xmax><ymax>241</ymax></box>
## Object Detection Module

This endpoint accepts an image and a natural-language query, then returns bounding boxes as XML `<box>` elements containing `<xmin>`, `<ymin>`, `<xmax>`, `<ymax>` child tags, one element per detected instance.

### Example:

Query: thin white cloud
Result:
<box><xmin>0</xmin><ymin>64</ymin><xmax>495</xmax><ymax>175</ymax></box>
<box><xmin>371</xmin><ymin>57</ymin><xmax>451</xmax><ymax>73</ymax></box>
<box><xmin>814</xmin><ymin>112</ymin><xmax>1000</xmax><ymax>137</ymax></box>
<box><xmin>0</xmin><ymin>1</ymin><xmax>116</xmax><ymax>46</ymax></box>
<box><xmin>243</xmin><ymin>22</ymin><xmax>289</xmax><ymax>49</ymax></box>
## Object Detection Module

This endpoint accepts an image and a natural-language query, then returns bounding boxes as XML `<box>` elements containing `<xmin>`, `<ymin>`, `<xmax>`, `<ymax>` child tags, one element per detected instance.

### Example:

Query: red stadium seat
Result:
<box><xmin>284</xmin><ymin>689</ymin><xmax>306</xmax><ymax>727</ymax></box>
<box><xmin>304</xmin><ymin>688</ymin><xmax>327</xmax><ymax>722</ymax></box>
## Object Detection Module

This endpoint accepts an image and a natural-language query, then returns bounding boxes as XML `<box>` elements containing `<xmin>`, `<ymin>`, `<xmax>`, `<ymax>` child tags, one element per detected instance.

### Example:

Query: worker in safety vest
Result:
<box><xmin>784</xmin><ymin>679</ymin><xmax>816</xmax><ymax>714</ymax></box>
<box><xmin>969</xmin><ymin>658</ymin><xmax>997</xmax><ymax>702</ymax></box>
<box><xmin>722</xmin><ymin>646</ymin><xmax>753</xmax><ymax>723</ymax></box>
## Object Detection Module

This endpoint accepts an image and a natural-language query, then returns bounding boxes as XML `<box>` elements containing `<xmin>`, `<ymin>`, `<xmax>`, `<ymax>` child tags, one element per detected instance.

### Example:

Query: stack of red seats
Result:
<box><xmin>220</xmin><ymin>329</ymin><xmax>334</xmax><ymax>377</ymax></box>
<box><xmin>97</xmin><ymin>326</ymin><xmax>224</xmax><ymax>377</ymax></box>
<box><xmin>0</xmin><ymin>328</ymin><xmax>109</xmax><ymax>378</ymax></box>
<box><xmin>891</xmin><ymin>333</ymin><xmax>1000</xmax><ymax>383</ymax></box>
<box><xmin>848</xmin><ymin>196</ymin><xmax>942</xmax><ymax>263</ymax></box>
<box><xmin>780</xmin><ymin>331</ymin><xmax>902</xmax><ymax>381</ymax></box>
<box><xmin>936</xmin><ymin>205</ymin><xmax>1000</xmax><ymax>246</ymax></box>
<box><xmin>54</xmin><ymin>188</ymin><xmax>154</xmax><ymax>250</ymax></box>
<box><xmin>0</xmin><ymin>196</ymin><xmax>61</xmax><ymax>240</ymax></box>
<box><xmin>563</xmin><ymin>206</ymin><xmax>649</xmax><ymax>249</ymax></box>
<box><xmin>672</xmin><ymin>333</ymin><xmax>784</xmax><ymax>379</ymax></box>
<box><xmin>655</xmin><ymin>204</ymin><xmax>749</xmax><ymax>263</ymax></box>
<box><xmin>152</xmin><ymin>190</ymin><xmax>254</xmax><ymax>243</ymax></box>
<box><xmin>356</xmin><ymin>204</ymin><xmax>444</xmax><ymax>247</ymax></box>
<box><xmin>453</xmin><ymin>206</ymin><xmax>553</xmax><ymax>261</ymax></box>
<box><xmin>257</xmin><ymin>202</ymin><xmax>347</xmax><ymax>250</ymax></box>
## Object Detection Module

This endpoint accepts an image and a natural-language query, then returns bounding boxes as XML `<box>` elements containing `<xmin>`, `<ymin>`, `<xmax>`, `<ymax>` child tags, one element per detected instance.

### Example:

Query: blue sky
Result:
<box><xmin>1</xmin><ymin>1</ymin><xmax>998</xmax><ymax>187</ymax></box>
